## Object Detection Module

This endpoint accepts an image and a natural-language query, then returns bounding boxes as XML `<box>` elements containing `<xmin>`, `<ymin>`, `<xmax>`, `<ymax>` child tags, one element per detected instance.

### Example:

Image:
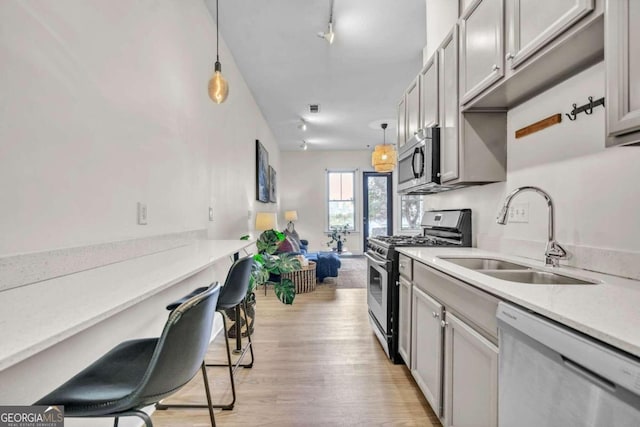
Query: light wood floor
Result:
<box><xmin>153</xmin><ymin>286</ymin><xmax>441</xmax><ymax>426</ymax></box>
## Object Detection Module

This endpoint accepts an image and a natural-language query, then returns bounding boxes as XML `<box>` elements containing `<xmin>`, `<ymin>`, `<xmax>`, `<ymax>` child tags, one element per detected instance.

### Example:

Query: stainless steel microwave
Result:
<box><xmin>397</xmin><ymin>127</ymin><xmax>440</xmax><ymax>194</ymax></box>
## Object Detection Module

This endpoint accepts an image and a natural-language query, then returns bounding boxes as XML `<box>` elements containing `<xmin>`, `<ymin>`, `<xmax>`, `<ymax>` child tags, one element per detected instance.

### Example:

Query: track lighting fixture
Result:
<box><xmin>317</xmin><ymin>0</ymin><xmax>335</xmax><ymax>44</ymax></box>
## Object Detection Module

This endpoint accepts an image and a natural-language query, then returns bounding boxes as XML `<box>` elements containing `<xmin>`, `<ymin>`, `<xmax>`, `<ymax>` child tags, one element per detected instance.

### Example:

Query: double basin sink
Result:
<box><xmin>439</xmin><ymin>257</ymin><xmax>599</xmax><ymax>285</ymax></box>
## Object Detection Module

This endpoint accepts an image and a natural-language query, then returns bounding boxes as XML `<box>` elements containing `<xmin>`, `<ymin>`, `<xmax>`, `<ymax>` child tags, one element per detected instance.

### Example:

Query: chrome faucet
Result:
<box><xmin>496</xmin><ymin>186</ymin><xmax>567</xmax><ymax>267</ymax></box>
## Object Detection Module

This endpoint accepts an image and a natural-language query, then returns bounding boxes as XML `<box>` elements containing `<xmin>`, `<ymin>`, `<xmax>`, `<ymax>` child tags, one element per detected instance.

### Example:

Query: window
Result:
<box><xmin>327</xmin><ymin>171</ymin><xmax>355</xmax><ymax>230</ymax></box>
<box><xmin>400</xmin><ymin>195</ymin><xmax>424</xmax><ymax>230</ymax></box>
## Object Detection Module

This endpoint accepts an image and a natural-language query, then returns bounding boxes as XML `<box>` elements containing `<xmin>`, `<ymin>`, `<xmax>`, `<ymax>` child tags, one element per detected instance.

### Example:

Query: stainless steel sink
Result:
<box><xmin>440</xmin><ymin>257</ymin><xmax>530</xmax><ymax>270</ymax></box>
<box><xmin>481</xmin><ymin>270</ymin><xmax>598</xmax><ymax>285</ymax></box>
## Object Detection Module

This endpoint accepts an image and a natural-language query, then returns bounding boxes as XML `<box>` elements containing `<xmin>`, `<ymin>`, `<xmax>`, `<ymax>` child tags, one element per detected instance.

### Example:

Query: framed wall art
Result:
<box><xmin>256</xmin><ymin>140</ymin><xmax>269</xmax><ymax>202</ymax></box>
<box><xmin>269</xmin><ymin>165</ymin><xmax>277</xmax><ymax>203</ymax></box>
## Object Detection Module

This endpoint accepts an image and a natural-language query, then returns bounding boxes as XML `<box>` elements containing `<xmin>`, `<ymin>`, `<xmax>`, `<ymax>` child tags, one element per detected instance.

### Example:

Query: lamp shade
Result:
<box><xmin>285</xmin><ymin>210</ymin><xmax>298</xmax><ymax>222</ymax></box>
<box><xmin>255</xmin><ymin>212</ymin><xmax>277</xmax><ymax>231</ymax></box>
<box><xmin>372</xmin><ymin>144</ymin><xmax>397</xmax><ymax>172</ymax></box>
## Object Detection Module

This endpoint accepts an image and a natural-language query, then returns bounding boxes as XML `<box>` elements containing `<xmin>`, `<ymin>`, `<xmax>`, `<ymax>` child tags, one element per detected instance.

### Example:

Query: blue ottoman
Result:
<box><xmin>305</xmin><ymin>251</ymin><xmax>341</xmax><ymax>282</ymax></box>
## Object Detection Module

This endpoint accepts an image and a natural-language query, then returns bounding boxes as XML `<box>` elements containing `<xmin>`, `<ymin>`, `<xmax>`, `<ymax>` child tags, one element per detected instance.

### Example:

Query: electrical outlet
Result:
<box><xmin>137</xmin><ymin>202</ymin><xmax>148</xmax><ymax>225</ymax></box>
<box><xmin>509</xmin><ymin>203</ymin><xmax>529</xmax><ymax>223</ymax></box>
<box><xmin>209</xmin><ymin>207</ymin><xmax>214</xmax><ymax>221</ymax></box>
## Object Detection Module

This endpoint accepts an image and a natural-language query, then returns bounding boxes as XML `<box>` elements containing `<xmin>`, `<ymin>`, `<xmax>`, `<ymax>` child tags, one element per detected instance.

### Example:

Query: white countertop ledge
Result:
<box><xmin>397</xmin><ymin>247</ymin><xmax>640</xmax><ymax>359</ymax></box>
<box><xmin>0</xmin><ymin>239</ymin><xmax>255</xmax><ymax>371</ymax></box>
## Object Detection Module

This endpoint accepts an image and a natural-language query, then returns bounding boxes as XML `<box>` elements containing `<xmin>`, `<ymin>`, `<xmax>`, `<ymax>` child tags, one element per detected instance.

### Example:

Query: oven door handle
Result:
<box><xmin>365</xmin><ymin>253</ymin><xmax>388</xmax><ymax>266</ymax></box>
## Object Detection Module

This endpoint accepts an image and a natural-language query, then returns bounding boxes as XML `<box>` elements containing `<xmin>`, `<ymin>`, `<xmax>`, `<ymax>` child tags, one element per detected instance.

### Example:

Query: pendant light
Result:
<box><xmin>208</xmin><ymin>0</ymin><xmax>229</xmax><ymax>104</ymax></box>
<box><xmin>372</xmin><ymin>123</ymin><xmax>397</xmax><ymax>172</ymax></box>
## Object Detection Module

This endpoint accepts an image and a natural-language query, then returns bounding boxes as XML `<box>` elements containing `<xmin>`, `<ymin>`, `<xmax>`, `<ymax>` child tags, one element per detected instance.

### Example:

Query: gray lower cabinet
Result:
<box><xmin>398</xmin><ymin>275</ymin><xmax>412</xmax><ymax>365</ymax></box>
<box><xmin>411</xmin><ymin>285</ymin><xmax>444</xmax><ymax>418</ymax></box>
<box><xmin>443</xmin><ymin>312</ymin><xmax>498</xmax><ymax>427</ymax></box>
<box><xmin>605</xmin><ymin>0</ymin><xmax>640</xmax><ymax>147</ymax></box>
<box><xmin>411</xmin><ymin>260</ymin><xmax>499</xmax><ymax>427</ymax></box>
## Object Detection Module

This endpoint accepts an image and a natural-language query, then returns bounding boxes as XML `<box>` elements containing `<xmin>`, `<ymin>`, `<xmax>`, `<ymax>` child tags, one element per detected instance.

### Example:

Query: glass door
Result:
<box><xmin>363</xmin><ymin>172</ymin><xmax>393</xmax><ymax>246</ymax></box>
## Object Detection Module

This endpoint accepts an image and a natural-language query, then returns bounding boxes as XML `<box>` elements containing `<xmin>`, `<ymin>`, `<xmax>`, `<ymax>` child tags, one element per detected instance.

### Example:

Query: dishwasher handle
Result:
<box><xmin>562</xmin><ymin>356</ymin><xmax>617</xmax><ymax>393</ymax></box>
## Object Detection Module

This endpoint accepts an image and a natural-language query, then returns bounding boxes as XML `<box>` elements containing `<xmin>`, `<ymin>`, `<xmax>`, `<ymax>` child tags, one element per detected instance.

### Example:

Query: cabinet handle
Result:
<box><xmin>505</xmin><ymin>52</ymin><xmax>514</xmax><ymax>60</ymax></box>
<box><xmin>441</xmin><ymin>320</ymin><xmax>449</xmax><ymax>328</ymax></box>
<box><xmin>492</xmin><ymin>64</ymin><xmax>500</xmax><ymax>71</ymax></box>
<box><xmin>432</xmin><ymin>312</ymin><xmax>440</xmax><ymax>318</ymax></box>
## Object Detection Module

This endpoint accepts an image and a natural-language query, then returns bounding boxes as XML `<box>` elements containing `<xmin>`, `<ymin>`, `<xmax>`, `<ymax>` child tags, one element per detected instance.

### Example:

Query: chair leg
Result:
<box><xmin>216</xmin><ymin>312</ymin><xmax>237</xmax><ymax>409</ymax></box>
<box><xmin>241</xmin><ymin>300</ymin><xmax>255</xmax><ymax>368</ymax></box>
<box><xmin>201</xmin><ymin>362</ymin><xmax>217</xmax><ymax>427</ymax></box>
<box><xmin>156</xmin><ymin>314</ymin><xmax>238</xmax><ymax>412</ymax></box>
<box><xmin>96</xmin><ymin>410</ymin><xmax>151</xmax><ymax>427</ymax></box>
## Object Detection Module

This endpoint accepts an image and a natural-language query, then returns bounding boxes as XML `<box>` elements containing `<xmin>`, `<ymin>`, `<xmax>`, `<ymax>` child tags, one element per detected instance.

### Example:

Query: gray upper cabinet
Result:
<box><xmin>397</xmin><ymin>95</ymin><xmax>407</xmax><ymax>152</ymax></box>
<box><xmin>506</xmin><ymin>0</ymin><xmax>594</xmax><ymax>69</ymax></box>
<box><xmin>460</xmin><ymin>0</ymin><xmax>505</xmax><ymax>104</ymax></box>
<box><xmin>606</xmin><ymin>0</ymin><xmax>640</xmax><ymax>147</ymax></box>
<box><xmin>406</xmin><ymin>78</ymin><xmax>421</xmax><ymax>142</ymax></box>
<box><xmin>419</xmin><ymin>54</ymin><xmax>439</xmax><ymax>129</ymax></box>
<box><xmin>439</xmin><ymin>27</ymin><xmax>460</xmax><ymax>183</ymax></box>
<box><xmin>462</xmin><ymin>0</ymin><xmax>602</xmax><ymax>110</ymax></box>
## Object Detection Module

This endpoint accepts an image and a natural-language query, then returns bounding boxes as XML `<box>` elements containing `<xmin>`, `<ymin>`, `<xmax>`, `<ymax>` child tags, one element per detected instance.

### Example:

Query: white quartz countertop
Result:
<box><xmin>0</xmin><ymin>239</ymin><xmax>256</xmax><ymax>371</ymax></box>
<box><xmin>397</xmin><ymin>247</ymin><xmax>640</xmax><ymax>359</ymax></box>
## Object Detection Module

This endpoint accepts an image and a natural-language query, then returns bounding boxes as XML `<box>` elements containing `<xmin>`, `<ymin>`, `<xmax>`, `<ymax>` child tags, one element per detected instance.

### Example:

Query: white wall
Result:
<box><xmin>424</xmin><ymin>0</ymin><xmax>458</xmax><ymax>60</ymax></box>
<box><xmin>280</xmin><ymin>150</ymin><xmax>375</xmax><ymax>254</ymax></box>
<box><xmin>0</xmin><ymin>1</ymin><xmax>279</xmax><ymax>421</ymax></box>
<box><xmin>426</xmin><ymin>62</ymin><xmax>640</xmax><ymax>279</ymax></box>
<box><xmin>0</xmin><ymin>0</ymin><xmax>279</xmax><ymax>257</ymax></box>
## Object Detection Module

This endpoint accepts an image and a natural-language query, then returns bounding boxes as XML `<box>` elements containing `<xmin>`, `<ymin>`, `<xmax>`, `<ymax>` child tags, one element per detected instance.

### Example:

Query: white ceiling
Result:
<box><xmin>206</xmin><ymin>0</ymin><xmax>426</xmax><ymax>151</ymax></box>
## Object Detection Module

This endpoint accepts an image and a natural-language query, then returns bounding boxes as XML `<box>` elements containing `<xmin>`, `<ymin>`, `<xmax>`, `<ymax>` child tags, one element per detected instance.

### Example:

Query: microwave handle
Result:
<box><xmin>411</xmin><ymin>148</ymin><xmax>419</xmax><ymax>178</ymax></box>
<box><xmin>413</xmin><ymin>148</ymin><xmax>425</xmax><ymax>178</ymax></box>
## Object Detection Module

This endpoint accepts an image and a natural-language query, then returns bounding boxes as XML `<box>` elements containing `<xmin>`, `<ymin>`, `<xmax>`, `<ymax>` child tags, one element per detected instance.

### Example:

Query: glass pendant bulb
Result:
<box><xmin>208</xmin><ymin>61</ymin><xmax>228</xmax><ymax>104</ymax></box>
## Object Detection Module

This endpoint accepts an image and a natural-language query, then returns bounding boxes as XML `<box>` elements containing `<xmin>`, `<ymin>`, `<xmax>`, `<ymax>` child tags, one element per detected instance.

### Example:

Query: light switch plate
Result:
<box><xmin>209</xmin><ymin>207</ymin><xmax>214</xmax><ymax>221</ymax></box>
<box><xmin>137</xmin><ymin>202</ymin><xmax>148</xmax><ymax>225</ymax></box>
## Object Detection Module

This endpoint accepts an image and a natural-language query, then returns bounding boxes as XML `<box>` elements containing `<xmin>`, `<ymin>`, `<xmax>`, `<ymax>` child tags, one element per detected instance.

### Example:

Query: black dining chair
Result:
<box><xmin>157</xmin><ymin>255</ymin><xmax>255</xmax><ymax>414</ymax></box>
<box><xmin>34</xmin><ymin>283</ymin><xmax>221</xmax><ymax>427</ymax></box>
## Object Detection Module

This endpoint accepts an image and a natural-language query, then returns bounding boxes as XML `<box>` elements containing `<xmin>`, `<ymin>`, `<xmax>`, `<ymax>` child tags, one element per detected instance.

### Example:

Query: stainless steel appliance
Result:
<box><xmin>397</xmin><ymin>127</ymin><xmax>440</xmax><ymax>194</ymax></box>
<box><xmin>497</xmin><ymin>303</ymin><xmax>640</xmax><ymax>427</ymax></box>
<box><xmin>366</xmin><ymin>209</ymin><xmax>472</xmax><ymax>363</ymax></box>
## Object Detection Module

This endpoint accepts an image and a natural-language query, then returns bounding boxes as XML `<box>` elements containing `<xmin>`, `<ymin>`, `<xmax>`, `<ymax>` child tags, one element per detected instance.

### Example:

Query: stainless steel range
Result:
<box><xmin>365</xmin><ymin>209</ymin><xmax>472</xmax><ymax>363</ymax></box>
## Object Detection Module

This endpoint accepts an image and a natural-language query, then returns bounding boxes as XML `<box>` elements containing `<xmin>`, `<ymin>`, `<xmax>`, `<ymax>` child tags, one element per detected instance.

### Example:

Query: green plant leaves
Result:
<box><xmin>274</xmin><ymin>278</ymin><xmax>295</xmax><ymax>305</ymax></box>
<box><xmin>251</xmin><ymin>230</ymin><xmax>302</xmax><ymax>305</ymax></box>
<box><xmin>257</xmin><ymin>229</ymin><xmax>285</xmax><ymax>254</ymax></box>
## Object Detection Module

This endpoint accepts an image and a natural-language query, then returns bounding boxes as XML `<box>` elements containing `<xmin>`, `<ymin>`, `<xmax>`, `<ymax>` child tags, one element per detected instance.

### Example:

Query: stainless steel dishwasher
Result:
<box><xmin>497</xmin><ymin>302</ymin><xmax>640</xmax><ymax>427</ymax></box>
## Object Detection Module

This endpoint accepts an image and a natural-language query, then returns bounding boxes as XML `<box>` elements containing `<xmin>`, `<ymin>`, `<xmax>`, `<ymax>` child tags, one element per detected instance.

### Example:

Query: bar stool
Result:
<box><xmin>156</xmin><ymin>256</ymin><xmax>255</xmax><ymax>414</ymax></box>
<box><xmin>34</xmin><ymin>284</ymin><xmax>221</xmax><ymax>427</ymax></box>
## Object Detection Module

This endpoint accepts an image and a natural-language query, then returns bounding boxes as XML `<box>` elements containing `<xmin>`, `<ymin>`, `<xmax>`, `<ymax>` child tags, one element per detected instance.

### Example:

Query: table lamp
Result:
<box><xmin>285</xmin><ymin>210</ymin><xmax>298</xmax><ymax>232</ymax></box>
<box><xmin>255</xmin><ymin>212</ymin><xmax>277</xmax><ymax>231</ymax></box>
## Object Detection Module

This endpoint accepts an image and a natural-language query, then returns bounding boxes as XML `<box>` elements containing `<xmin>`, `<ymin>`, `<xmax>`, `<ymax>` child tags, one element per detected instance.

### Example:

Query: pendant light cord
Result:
<box><xmin>381</xmin><ymin>123</ymin><xmax>388</xmax><ymax>146</ymax></box>
<box><xmin>216</xmin><ymin>0</ymin><xmax>220</xmax><ymax>63</ymax></box>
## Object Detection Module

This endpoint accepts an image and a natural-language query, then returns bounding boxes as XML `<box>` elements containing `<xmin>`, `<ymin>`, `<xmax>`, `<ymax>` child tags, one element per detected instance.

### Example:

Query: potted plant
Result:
<box><xmin>326</xmin><ymin>225</ymin><xmax>351</xmax><ymax>253</ymax></box>
<box><xmin>231</xmin><ymin>231</ymin><xmax>301</xmax><ymax>337</ymax></box>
